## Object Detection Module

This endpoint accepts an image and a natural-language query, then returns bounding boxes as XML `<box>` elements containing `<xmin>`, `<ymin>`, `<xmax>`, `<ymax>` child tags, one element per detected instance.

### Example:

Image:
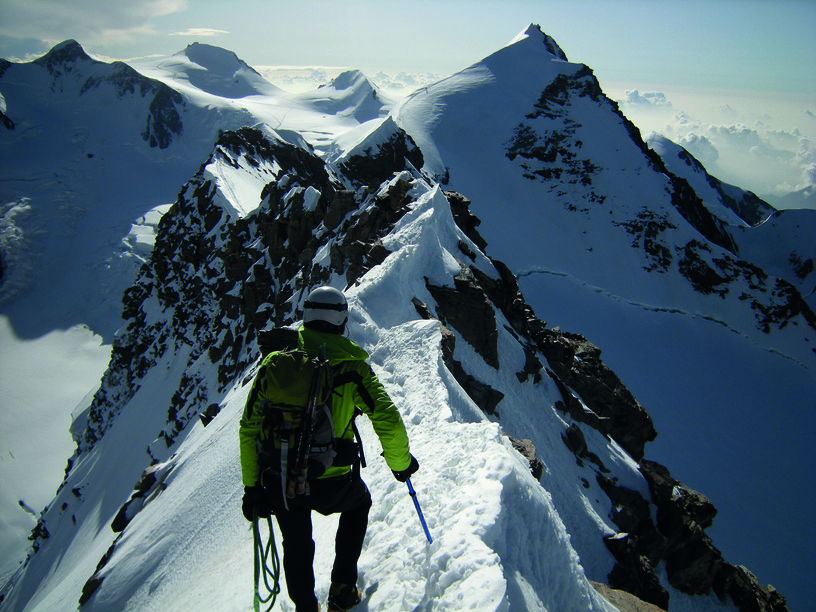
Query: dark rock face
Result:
<box><xmin>614</xmin><ymin>210</ymin><xmax>677</xmax><ymax>273</ymax></box>
<box><xmin>714</xmin><ymin>564</ymin><xmax>789</xmax><ymax>612</ymax></box>
<box><xmin>594</xmin><ymin>460</ymin><xmax>790</xmax><ymax>611</ymax></box>
<box><xmin>505</xmin><ymin>65</ymin><xmax>603</xmax><ymax>191</ymax></box>
<box><xmin>539</xmin><ymin>330</ymin><xmax>656</xmax><ymax>462</ymax></box>
<box><xmin>675</xmin><ymin>240</ymin><xmax>816</xmax><ymax>334</ymax></box>
<box><xmin>603</xmin><ymin>532</ymin><xmax>670</xmax><ymax>611</ymax></box>
<box><xmin>339</xmin><ymin>128</ymin><xmax>424</xmax><ymax>189</ymax></box>
<box><xmin>427</xmin><ymin>265</ymin><xmax>500</xmax><ymax>369</ymax></box>
<box><xmin>444</xmin><ymin>191</ymin><xmax>488</xmax><ymax>252</ymax></box>
<box><xmin>431</xmin><ymin>320</ymin><xmax>504</xmax><ymax>416</ymax></box>
<box><xmin>141</xmin><ymin>84</ymin><xmax>184</xmax><ymax>149</ymax></box>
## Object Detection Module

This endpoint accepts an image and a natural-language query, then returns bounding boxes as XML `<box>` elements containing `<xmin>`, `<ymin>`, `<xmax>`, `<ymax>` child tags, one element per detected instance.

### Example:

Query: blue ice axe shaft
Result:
<box><xmin>406</xmin><ymin>477</ymin><xmax>433</xmax><ymax>544</ymax></box>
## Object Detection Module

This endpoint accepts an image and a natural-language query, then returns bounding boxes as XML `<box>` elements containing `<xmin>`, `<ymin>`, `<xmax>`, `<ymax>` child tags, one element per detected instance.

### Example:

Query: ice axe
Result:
<box><xmin>406</xmin><ymin>477</ymin><xmax>433</xmax><ymax>544</ymax></box>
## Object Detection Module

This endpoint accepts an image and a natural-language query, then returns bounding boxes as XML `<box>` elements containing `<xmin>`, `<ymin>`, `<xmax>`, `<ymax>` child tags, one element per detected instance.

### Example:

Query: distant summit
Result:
<box><xmin>511</xmin><ymin>24</ymin><xmax>569</xmax><ymax>61</ymax></box>
<box><xmin>303</xmin><ymin>69</ymin><xmax>395</xmax><ymax>123</ymax></box>
<box><xmin>180</xmin><ymin>42</ymin><xmax>262</xmax><ymax>78</ymax></box>
<box><xmin>32</xmin><ymin>39</ymin><xmax>93</xmax><ymax>68</ymax></box>
<box><xmin>166</xmin><ymin>42</ymin><xmax>279</xmax><ymax>98</ymax></box>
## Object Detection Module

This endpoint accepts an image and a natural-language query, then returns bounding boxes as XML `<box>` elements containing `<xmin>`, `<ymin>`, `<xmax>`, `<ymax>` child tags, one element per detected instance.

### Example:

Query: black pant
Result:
<box><xmin>262</xmin><ymin>472</ymin><xmax>372</xmax><ymax>612</ymax></box>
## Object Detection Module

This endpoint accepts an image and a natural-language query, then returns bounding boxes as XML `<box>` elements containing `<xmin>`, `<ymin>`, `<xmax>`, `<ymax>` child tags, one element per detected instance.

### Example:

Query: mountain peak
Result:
<box><xmin>178</xmin><ymin>42</ymin><xmax>260</xmax><ymax>78</ymax></box>
<box><xmin>509</xmin><ymin>24</ymin><xmax>569</xmax><ymax>61</ymax></box>
<box><xmin>161</xmin><ymin>42</ymin><xmax>277</xmax><ymax>98</ymax></box>
<box><xmin>33</xmin><ymin>39</ymin><xmax>93</xmax><ymax>68</ymax></box>
<box><xmin>325</xmin><ymin>69</ymin><xmax>370</xmax><ymax>92</ymax></box>
<box><xmin>299</xmin><ymin>69</ymin><xmax>394</xmax><ymax>123</ymax></box>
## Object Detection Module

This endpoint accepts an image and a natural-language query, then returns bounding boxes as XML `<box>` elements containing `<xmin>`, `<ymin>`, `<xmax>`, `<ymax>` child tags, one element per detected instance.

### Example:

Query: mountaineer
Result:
<box><xmin>239</xmin><ymin>285</ymin><xmax>419</xmax><ymax>612</ymax></box>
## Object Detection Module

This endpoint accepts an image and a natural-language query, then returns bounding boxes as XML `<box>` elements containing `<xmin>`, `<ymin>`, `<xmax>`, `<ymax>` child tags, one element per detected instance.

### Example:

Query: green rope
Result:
<box><xmin>252</xmin><ymin>512</ymin><xmax>281</xmax><ymax>612</ymax></box>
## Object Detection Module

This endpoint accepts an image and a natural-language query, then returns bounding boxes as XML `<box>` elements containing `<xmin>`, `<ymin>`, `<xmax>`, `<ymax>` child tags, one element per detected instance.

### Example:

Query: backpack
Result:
<box><xmin>254</xmin><ymin>345</ymin><xmax>336</xmax><ymax>502</ymax></box>
<box><xmin>252</xmin><ymin>329</ymin><xmax>367</xmax><ymax>506</ymax></box>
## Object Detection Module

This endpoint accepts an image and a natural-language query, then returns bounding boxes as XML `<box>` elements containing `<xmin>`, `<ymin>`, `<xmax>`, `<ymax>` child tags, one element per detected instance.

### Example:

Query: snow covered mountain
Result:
<box><xmin>1</xmin><ymin>25</ymin><xmax>811</xmax><ymax>611</ymax></box>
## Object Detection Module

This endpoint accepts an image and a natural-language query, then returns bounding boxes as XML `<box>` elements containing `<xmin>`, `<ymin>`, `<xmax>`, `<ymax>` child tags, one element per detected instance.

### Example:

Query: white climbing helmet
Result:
<box><xmin>303</xmin><ymin>286</ymin><xmax>349</xmax><ymax>328</ymax></box>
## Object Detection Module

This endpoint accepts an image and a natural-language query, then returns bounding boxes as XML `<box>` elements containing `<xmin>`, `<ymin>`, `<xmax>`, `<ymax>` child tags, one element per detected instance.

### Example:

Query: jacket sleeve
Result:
<box><xmin>238</xmin><ymin>373</ymin><xmax>265</xmax><ymax>487</ymax></box>
<box><xmin>355</xmin><ymin>363</ymin><xmax>412</xmax><ymax>472</ymax></box>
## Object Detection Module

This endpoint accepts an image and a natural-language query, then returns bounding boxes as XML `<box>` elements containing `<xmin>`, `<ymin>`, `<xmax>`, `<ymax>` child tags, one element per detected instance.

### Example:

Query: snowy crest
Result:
<box><xmin>166</xmin><ymin>42</ymin><xmax>281</xmax><ymax>99</ymax></box>
<box><xmin>298</xmin><ymin>69</ymin><xmax>395</xmax><ymax>123</ymax></box>
<box><xmin>507</xmin><ymin>24</ymin><xmax>570</xmax><ymax>62</ymax></box>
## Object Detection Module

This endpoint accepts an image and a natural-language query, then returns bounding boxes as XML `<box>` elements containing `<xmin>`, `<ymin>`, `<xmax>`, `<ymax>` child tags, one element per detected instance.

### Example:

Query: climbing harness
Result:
<box><xmin>252</xmin><ymin>511</ymin><xmax>281</xmax><ymax>612</ymax></box>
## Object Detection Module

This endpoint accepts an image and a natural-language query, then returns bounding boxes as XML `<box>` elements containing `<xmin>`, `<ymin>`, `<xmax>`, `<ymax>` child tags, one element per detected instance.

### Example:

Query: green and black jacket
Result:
<box><xmin>239</xmin><ymin>327</ymin><xmax>411</xmax><ymax>487</ymax></box>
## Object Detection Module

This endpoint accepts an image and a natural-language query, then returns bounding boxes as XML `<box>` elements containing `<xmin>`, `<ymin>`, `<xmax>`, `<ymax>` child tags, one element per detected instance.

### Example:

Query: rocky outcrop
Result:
<box><xmin>422</xmin><ymin>192</ymin><xmax>657</xmax><ymax>464</ymax></box>
<box><xmin>591</xmin><ymin>581</ymin><xmax>667</xmax><ymax>612</ymax></box>
<box><xmin>506</xmin><ymin>436</ymin><xmax>544</xmax><ymax>480</ymax></box>
<box><xmin>430</xmin><ymin>321</ymin><xmax>504</xmax><ymax>416</ymax></box>
<box><xmin>593</xmin><ymin>459</ymin><xmax>789</xmax><ymax>612</ymax></box>
<box><xmin>505</xmin><ymin>65</ymin><xmax>603</xmax><ymax>191</ymax></box>
<box><xmin>339</xmin><ymin>123</ymin><xmax>424</xmax><ymax>190</ymax></box>
<box><xmin>539</xmin><ymin>329</ymin><xmax>656</xmax><ymax>462</ymax></box>
<box><xmin>714</xmin><ymin>565</ymin><xmax>789</xmax><ymax>612</ymax></box>
<box><xmin>426</xmin><ymin>265</ymin><xmax>500</xmax><ymax>369</ymax></box>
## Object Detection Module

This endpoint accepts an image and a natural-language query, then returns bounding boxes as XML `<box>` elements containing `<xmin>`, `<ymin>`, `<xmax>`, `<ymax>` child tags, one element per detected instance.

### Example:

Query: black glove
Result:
<box><xmin>242</xmin><ymin>485</ymin><xmax>272</xmax><ymax>521</ymax></box>
<box><xmin>392</xmin><ymin>455</ymin><xmax>419</xmax><ymax>483</ymax></box>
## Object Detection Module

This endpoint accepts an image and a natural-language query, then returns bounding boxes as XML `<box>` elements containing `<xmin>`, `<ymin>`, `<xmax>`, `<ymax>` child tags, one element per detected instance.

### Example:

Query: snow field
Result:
<box><xmin>0</xmin><ymin>318</ymin><xmax>111</xmax><ymax>583</ymax></box>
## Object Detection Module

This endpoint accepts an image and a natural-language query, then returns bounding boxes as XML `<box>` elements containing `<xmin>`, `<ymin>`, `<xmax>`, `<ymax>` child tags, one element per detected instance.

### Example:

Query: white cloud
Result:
<box><xmin>255</xmin><ymin>66</ymin><xmax>441</xmax><ymax>96</ymax></box>
<box><xmin>618</xmin><ymin>88</ymin><xmax>816</xmax><ymax>198</ymax></box>
<box><xmin>620</xmin><ymin>90</ymin><xmax>672</xmax><ymax>108</ymax></box>
<box><xmin>170</xmin><ymin>28</ymin><xmax>228</xmax><ymax>37</ymax></box>
<box><xmin>370</xmin><ymin>71</ymin><xmax>441</xmax><ymax>95</ymax></box>
<box><xmin>255</xmin><ymin>66</ymin><xmax>339</xmax><ymax>92</ymax></box>
<box><xmin>708</xmin><ymin>124</ymin><xmax>764</xmax><ymax>148</ymax></box>
<box><xmin>803</xmin><ymin>164</ymin><xmax>816</xmax><ymax>187</ymax></box>
<box><xmin>677</xmin><ymin>133</ymin><xmax>719</xmax><ymax>165</ymax></box>
<box><xmin>0</xmin><ymin>0</ymin><xmax>187</xmax><ymax>44</ymax></box>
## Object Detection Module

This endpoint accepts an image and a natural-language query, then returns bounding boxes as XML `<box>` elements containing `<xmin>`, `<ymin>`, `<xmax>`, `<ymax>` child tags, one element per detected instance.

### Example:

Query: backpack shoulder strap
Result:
<box><xmin>331</xmin><ymin>364</ymin><xmax>370</xmax><ymax>470</ymax></box>
<box><xmin>331</xmin><ymin>367</ymin><xmax>376</xmax><ymax>412</ymax></box>
<box><xmin>350</xmin><ymin>407</ymin><xmax>366</xmax><ymax>469</ymax></box>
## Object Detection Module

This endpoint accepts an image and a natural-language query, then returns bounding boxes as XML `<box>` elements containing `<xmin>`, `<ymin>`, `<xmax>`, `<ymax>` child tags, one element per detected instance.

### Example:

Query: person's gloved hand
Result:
<box><xmin>242</xmin><ymin>485</ymin><xmax>272</xmax><ymax>521</ymax></box>
<box><xmin>392</xmin><ymin>455</ymin><xmax>419</xmax><ymax>482</ymax></box>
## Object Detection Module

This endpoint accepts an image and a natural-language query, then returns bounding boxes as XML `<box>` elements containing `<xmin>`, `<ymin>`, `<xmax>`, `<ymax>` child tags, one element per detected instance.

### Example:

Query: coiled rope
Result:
<box><xmin>252</xmin><ymin>513</ymin><xmax>281</xmax><ymax>612</ymax></box>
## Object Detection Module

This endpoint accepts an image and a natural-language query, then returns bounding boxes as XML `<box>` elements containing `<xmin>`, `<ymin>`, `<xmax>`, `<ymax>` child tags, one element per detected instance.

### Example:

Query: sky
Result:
<box><xmin>1</xmin><ymin>0</ymin><xmax>815</xmax><ymax>203</ymax></box>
